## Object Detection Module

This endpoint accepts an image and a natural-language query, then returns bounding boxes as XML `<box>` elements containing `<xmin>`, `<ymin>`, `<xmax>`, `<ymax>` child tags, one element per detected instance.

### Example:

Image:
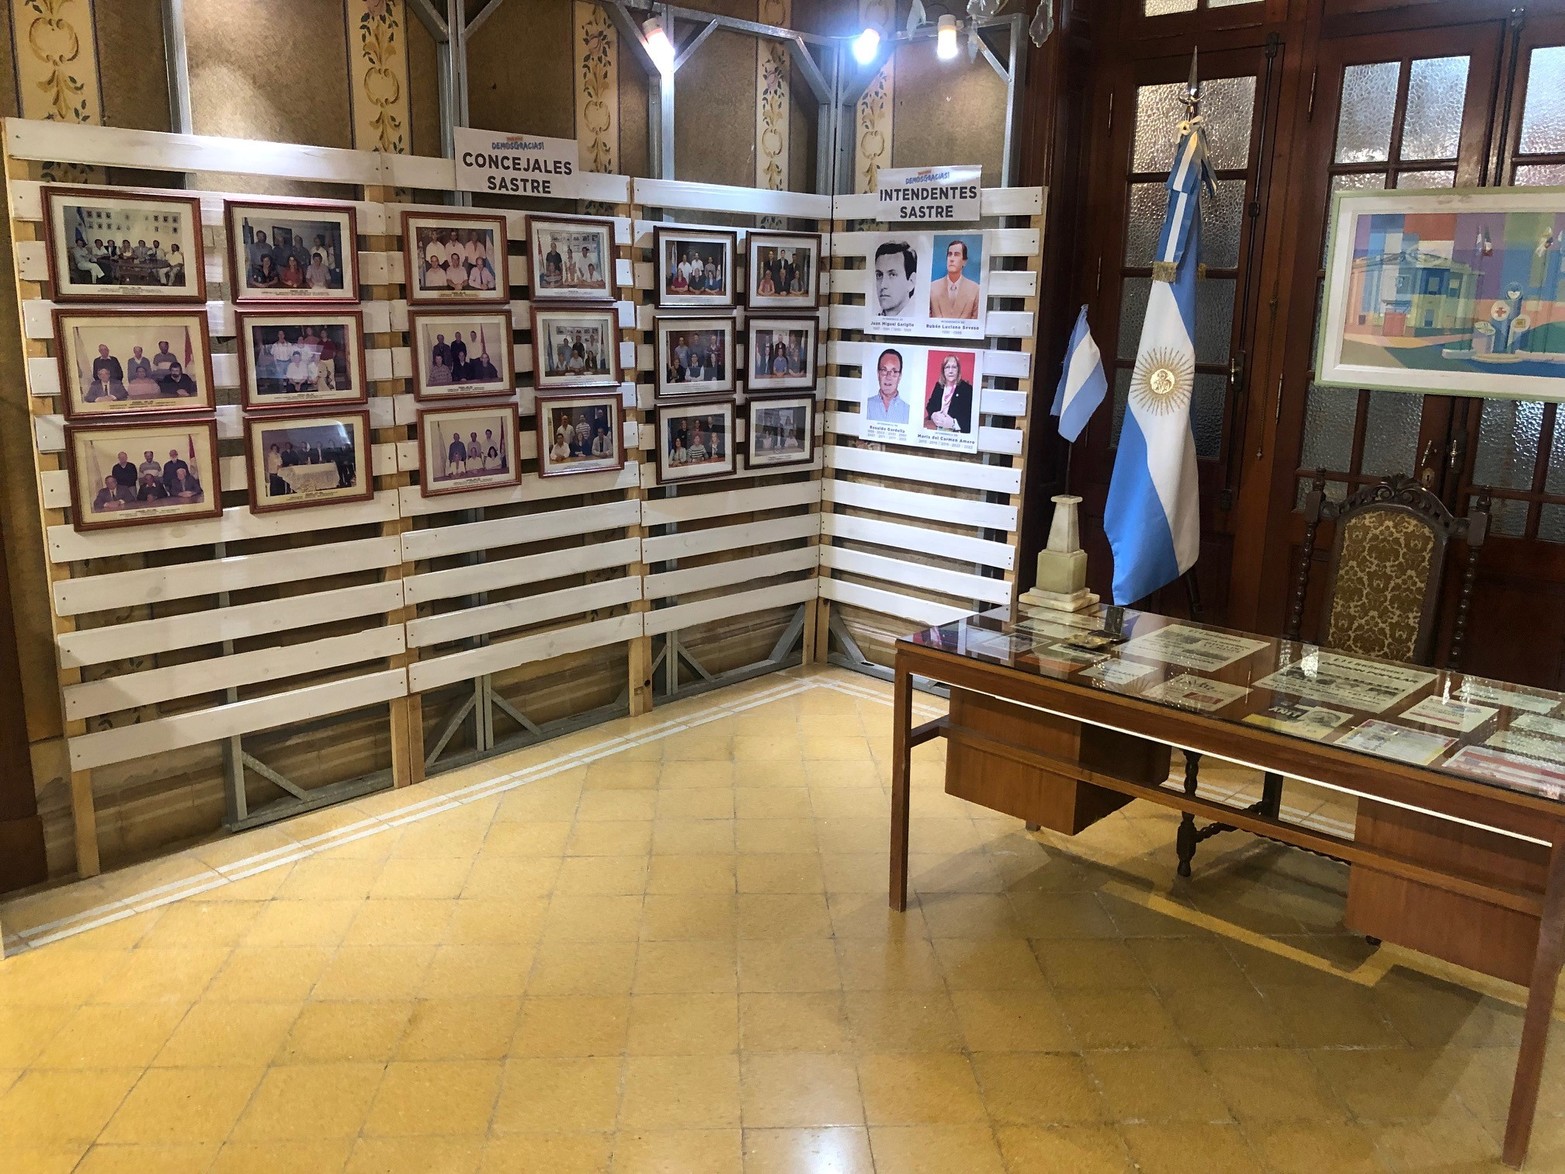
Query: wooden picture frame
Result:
<box><xmin>402</xmin><ymin>210</ymin><xmax>510</xmax><ymax>305</ymax></box>
<box><xmin>530</xmin><ymin>304</ymin><xmax>622</xmax><ymax>390</ymax></box>
<box><xmin>417</xmin><ymin>401</ymin><xmax>523</xmax><ymax>497</ymax></box>
<box><xmin>744</xmin><ymin>393</ymin><xmax>816</xmax><ymax>470</ymax></box>
<box><xmin>536</xmin><ymin>391</ymin><xmax>626</xmax><ymax>478</ymax></box>
<box><xmin>745</xmin><ymin>314</ymin><xmax>818</xmax><ymax>392</ymax></box>
<box><xmin>654</xmin><ymin>226</ymin><xmax>737</xmax><ymax>309</ymax></box>
<box><xmin>235</xmin><ymin>310</ymin><xmax>369</xmax><ymax>411</ymax></box>
<box><xmin>653</xmin><ymin>399</ymin><xmax>737</xmax><ymax>484</ymax></box>
<box><xmin>245</xmin><ymin>409</ymin><xmax>374</xmax><ymax>513</ymax></box>
<box><xmin>54</xmin><ymin>307</ymin><xmax>216</xmax><ymax>421</ymax></box>
<box><xmin>526</xmin><ymin>213</ymin><xmax>616</xmax><ymax>302</ymax></box>
<box><xmin>409</xmin><ymin>308</ymin><xmax>515</xmax><ymax>401</ymax></box>
<box><xmin>65</xmin><ymin>416</ymin><xmax>223</xmax><ymax>532</ymax></box>
<box><xmin>746</xmin><ymin>229</ymin><xmax>822</xmax><ymax>310</ymax></box>
<box><xmin>654</xmin><ymin>314</ymin><xmax>736</xmax><ymax>398</ymax></box>
<box><xmin>226</xmin><ymin>197</ymin><xmax>360</xmax><ymax>305</ymax></box>
<box><xmin>43</xmin><ymin>185</ymin><xmax>206</xmax><ymax>303</ymax></box>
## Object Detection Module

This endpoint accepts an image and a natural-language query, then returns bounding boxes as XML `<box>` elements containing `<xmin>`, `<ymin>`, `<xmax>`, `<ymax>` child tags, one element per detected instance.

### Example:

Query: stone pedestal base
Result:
<box><xmin>1018</xmin><ymin>586</ymin><xmax>1100</xmax><ymax>614</ymax></box>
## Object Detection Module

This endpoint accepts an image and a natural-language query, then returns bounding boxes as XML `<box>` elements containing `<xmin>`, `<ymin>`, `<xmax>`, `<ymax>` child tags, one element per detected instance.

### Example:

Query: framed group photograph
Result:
<box><xmin>226</xmin><ymin>198</ymin><xmax>359</xmax><ymax>304</ymax></box>
<box><xmin>53</xmin><ymin>308</ymin><xmax>214</xmax><ymax>420</ymax></box>
<box><xmin>235</xmin><ymin>312</ymin><xmax>367</xmax><ymax>410</ymax></box>
<box><xmin>654</xmin><ymin>400</ymin><xmax>737</xmax><ymax>485</ymax></box>
<box><xmin>531</xmin><ymin>305</ymin><xmax>621</xmax><ymax>390</ymax></box>
<box><xmin>410</xmin><ymin>309</ymin><xmax>513</xmax><ymax>400</ymax></box>
<box><xmin>655</xmin><ymin>315</ymin><xmax>735</xmax><ymax>397</ymax></box>
<box><xmin>654</xmin><ymin>226</ymin><xmax>736</xmax><ymax>309</ymax></box>
<box><xmin>44</xmin><ymin>186</ymin><xmax>205</xmax><ymax>302</ymax></box>
<box><xmin>246</xmin><ymin>410</ymin><xmax>373</xmax><ymax>513</ymax></box>
<box><xmin>1318</xmin><ymin>187</ymin><xmax>1565</xmax><ymax>401</ymax></box>
<box><xmin>745</xmin><ymin>395</ymin><xmax>816</xmax><ymax>470</ymax></box>
<box><xmin>65</xmin><ymin>418</ymin><xmax>222</xmax><ymax>532</ymax></box>
<box><xmin>418</xmin><ymin>402</ymin><xmax>522</xmax><ymax>497</ymax></box>
<box><xmin>403</xmin><ymin>211</ymin><xmax>509</xmax><ymax>305</ymax></box>
<box><xmin>537</xmin><ymin>392</ymin><xmax>625</xmax><ymax>478</ymax></box>
<box><xmin>527</xmin><ymin>214</ymin><xmax>615</xmax><ymax>302</ymax></box>
<box><xmin>746</xmin><ymin>315</ymin><xmax>818</xmax><ymax>392</ymax></box>
<box><xmin>747</xmin><ymin>230</ymin><xmax>821</xmax><ymax>309</ymax></box>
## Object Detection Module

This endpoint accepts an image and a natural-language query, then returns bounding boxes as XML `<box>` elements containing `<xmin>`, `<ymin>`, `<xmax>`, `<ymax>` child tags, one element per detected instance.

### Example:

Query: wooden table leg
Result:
<box><xmin>889</xmin><ymin>660</ymin><xmax>913</xmax><ymax>912</ymax></box>
<box><xmin>1504</xmin><ymin>841</ymin><xmax>1565</xmax><ymax>1168</ymax></box>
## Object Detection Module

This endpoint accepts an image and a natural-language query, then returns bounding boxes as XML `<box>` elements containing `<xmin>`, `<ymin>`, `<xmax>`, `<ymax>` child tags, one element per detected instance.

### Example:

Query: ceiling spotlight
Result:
<box><xmin>936</xmin><ymin>14</ymin><xmax>959</xmax><ymax>60</ymax></box>
<box><xmin>643</xmin><ymin>17</ymin><xmax>675</xmax><ymax>75</ymax></box>
<box><xmin>851</xmin><ymin>24</ymin><xmax>882</xmax><ymax>65</ymax></box>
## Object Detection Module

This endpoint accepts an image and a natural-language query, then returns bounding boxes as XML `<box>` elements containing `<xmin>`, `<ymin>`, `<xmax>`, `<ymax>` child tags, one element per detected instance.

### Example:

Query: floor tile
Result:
<box><xmin>995</xmin><ymin>1125</ymin><xmax>1135</xmax><ymax>1174</ymax></box>
<box><xmin>742</xmin><ymin>1126</ymin><xmax>874</xmax><ymax>1174</ymax></box>
<box><xmin>741</xmin><ymin>1052</ymin><xmax>863</xmax><ymax>1128</ymax></box>
<box><xmin>0</xmin><ymin>1068</ymin><xmax>143</xmax><ymax>1145</ymax></box>
<box><xmin>619</xmin><ymin>1055</ymin><xmax>742</xmax><ymax>1129</ymax></box>
<box><xmin>277</xmin><ymin>1000</ymin><xmax>414</xmax><ymax>1064</ymax></box>
<box><xmin>972</xmin><ymin>1052</ymin><xmax>1109</xmax><ymax>1126</ymax></box>
<box><xmin>740</xmin><ymin>993</ymin><xmax>849</xmax><ymax>1053</ymax></box>
<box><xmin>397</xmin><ymin>998</ymin><xmax>521</xmax><ymax>1061</ymax></box>
<box><xmin>1086</xmin><ymin>1048</ymin><xmax>1234</xmax><ymax>1124</ymax></box>
<box><xmin>230</xmin><ymin>1062</ymin><xmax>384</xmax><ymax>1140</ymax></box>
<box><xmin>950</xmin><ymin>989</ymin><xmax>1076</xmax><ymax>1052</ymax></box>
<box><xmin>867</xmin><ymin>1125</ymin><xmax>1006</xmax><ymax>1173</ymax></box>
<box><xmin>362</xmin><ymin>1060</ymin><xmax>503</xmax><ymax>1136</ymax></box>
<box><xmin>492</xmin><ymin>1058</ymin><xmax>622</xmax><ymax>1132</ymax></box>
<box><xmin>1119</xmin><ymin>1123</ymin><xmax>1261</xmax><ymax>1174</ymax></box>
<box><xmin>73</xmin><ymin>1144</ymin><xmax>218</xmax><ymax>1174</ymax></box>
<box><xmin>478</xmin><ymin>1133</ymin><xmax>612</xmax><ymax>1172</ymax></box>
<box><xmin>99</xmin><ymin>1066</ymin><xmax>264</xmax><ymax>1144</ymax></box>
<box><xmin>610</xmin><ymin>1128</ymin><xmax>743</xmax><ymax>1173</ymax></box>
<box><xmin>513</xmin><ymin>996</ymin><xmax>631</xmax><ymax>1057</ymax></box>
<box><xmin>627</xmin><ymin>993</ymin><xmax>740</xmax><ymax>1055</ymax></box>
<box><xmin>32</xmin><ymin>1002</ymin><xmax>191</xmax><ymax>1069</ymax></box>
<box><xmin>856</xmin><ymin>1054</ymin><xmax>987</xmax><ymax>1126</ymax></box>
<box><xmin>345</xmin><ymin>1136</ymin><xmax>484</xmax><ymax>1173</ymax></box>
<box><xmin>154</xmin><ymin>1000</ymin><xmax>300</xmax><ymax>1067</ymax></box>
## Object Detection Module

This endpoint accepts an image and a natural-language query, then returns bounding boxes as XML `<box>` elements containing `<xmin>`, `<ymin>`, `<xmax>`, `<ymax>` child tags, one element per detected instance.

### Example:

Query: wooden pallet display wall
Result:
<box><xmin>4</xmin><ymin>120</ymin><xmax>428</xmax><ymax>874</ymax></box>
<box><xmin>630</xmin><ymin>179</ymin><xmax>830</xmax><ymax>684</ymax></box>
<box><xmin>392</xmin><ymin>183</ymin><xmax>649</xmax><ymax>760</ymax></box>
<box><xmin>818</xmin><ymin>186</ymin><xmax>1046</xmax><ymax>664</ymax></box>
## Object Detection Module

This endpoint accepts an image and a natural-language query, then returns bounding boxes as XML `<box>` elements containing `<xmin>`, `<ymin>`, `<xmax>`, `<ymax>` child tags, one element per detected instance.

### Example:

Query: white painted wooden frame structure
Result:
<box><xmin>4</xmin><ymin>118</ymin><xmax>1044</xmax><ymax>880</ymax></box>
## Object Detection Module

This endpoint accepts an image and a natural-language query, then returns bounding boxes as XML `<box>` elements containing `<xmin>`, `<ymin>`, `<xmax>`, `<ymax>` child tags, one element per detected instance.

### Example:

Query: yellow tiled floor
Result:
<box><xmin>1</xmin><ymin>666</ymin><xmax>1563</xmax><ymax>1172</ymax></box>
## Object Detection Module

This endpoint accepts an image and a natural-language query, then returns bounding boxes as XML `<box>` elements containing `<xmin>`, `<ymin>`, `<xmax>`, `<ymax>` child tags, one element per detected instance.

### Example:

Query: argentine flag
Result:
<box><xmin>1050</xmin><ymin>306</ymin><xmax>1107</xmax><ymax>443</ymax></box>
<box><xmin>1103</xmin><ymin>116</ymin><xmax>1214</xmax><ymax>605</ymax></box>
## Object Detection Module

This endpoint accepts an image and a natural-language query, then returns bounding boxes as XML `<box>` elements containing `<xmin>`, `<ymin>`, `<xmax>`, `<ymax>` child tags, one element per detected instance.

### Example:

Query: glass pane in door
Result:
<box><xmin>1518</xmin><ymin>46</ymin><xmax>1565</xmax><ymax>153</ymax></box>
<box><xmin>1401</xmin><ymin>57</ymin><xmax>1469</xmax><ymax>160</ymax></box>
<box><xmin>1334</xmin><ymin>63</ymin><xmax>1400</xmax><ymax>163</ymax></box>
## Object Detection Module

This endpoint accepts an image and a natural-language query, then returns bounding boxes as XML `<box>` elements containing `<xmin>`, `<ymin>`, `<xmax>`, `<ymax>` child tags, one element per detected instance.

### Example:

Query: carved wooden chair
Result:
<box><xmin>1175</xmin><ymin>471</ymin><xmax>1490</xmax><ymax>877</ymax></box>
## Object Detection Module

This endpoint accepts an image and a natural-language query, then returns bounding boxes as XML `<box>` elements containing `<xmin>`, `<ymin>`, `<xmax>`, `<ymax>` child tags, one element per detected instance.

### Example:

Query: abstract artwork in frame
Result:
<box><xmin>1318</xmin><ymin>187</ymin><xmax>1565</xmax><ymax>400</ymax></box>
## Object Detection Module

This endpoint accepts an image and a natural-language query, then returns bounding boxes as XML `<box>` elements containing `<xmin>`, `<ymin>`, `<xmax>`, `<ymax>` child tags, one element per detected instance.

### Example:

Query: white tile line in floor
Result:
<box><xmin>0</xmin><ymin>674</ymin><xmax>823</xmax><ymax>955</ymax></box>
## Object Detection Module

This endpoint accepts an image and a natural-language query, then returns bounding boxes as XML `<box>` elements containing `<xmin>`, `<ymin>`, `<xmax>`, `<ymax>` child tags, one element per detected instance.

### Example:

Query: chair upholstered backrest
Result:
<box><xmin>1286</xmin><ymin>473</ymin><xmax>1490</xmax><ymax>670</ymax></box>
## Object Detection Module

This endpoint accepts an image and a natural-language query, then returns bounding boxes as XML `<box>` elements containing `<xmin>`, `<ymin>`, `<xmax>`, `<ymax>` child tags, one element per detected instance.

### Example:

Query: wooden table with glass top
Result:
<box><xmin>889</xmin><ymin>606</ymin><xmax>1565</xmax><ymax>1169</ymax></box>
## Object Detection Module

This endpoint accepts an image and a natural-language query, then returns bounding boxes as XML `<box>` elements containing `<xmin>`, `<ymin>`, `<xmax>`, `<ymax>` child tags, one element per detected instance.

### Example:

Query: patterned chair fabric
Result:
<box><xmin>1322</xmin><ymin>508</ymin><xmax>1438</xmax><ymax>663</ymax></box>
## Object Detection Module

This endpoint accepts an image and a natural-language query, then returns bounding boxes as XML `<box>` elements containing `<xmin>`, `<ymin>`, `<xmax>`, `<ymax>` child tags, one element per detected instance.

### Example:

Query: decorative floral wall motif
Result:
<box><xmin>854</xmin><ymin>0</ymin><xmax>893</xmax><ymax>193</ymax></box>
<box><xmin>755</xmin><ymin>0</ymin><xmax>791</xmax><ymax>194</ymax></box>
<box><xmin>10</xmin><ymin>0</ymin><xmax>103</xmax><ymax>184</ymax></box>
<box><xmin>575</xmin><ymin>0</ymin><xmax>619</xmax><ymax>175</ymax></box>
<box><xmin>350</xmin><ymin>0</ymin><xmax>410</xmax><ymax>154</ymax></box>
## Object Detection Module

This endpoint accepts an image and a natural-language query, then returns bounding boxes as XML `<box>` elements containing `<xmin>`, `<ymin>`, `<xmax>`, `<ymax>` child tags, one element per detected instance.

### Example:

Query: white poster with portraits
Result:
<box><xmin>866</xmin><ymin>232</ymin><xmax>988</xmax><ymax>341</ymax></box>
<box><xmin>861</xmin><ymin>342</ymin><xmax>983</xmax><ymax>455</ymax></box>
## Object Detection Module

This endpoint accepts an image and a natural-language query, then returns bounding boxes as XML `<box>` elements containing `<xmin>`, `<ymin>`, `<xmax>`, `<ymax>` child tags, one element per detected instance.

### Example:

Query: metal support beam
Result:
<box><xmin>161</xmin><ymin>0</ymin><xmax>193</xmax><ymax>135</ymax></box>
<box><xmin>674</xmin><ymin>19</ymin><xmax>720</xmax><ymax>72</ymax></box>
<box><xmin>467</xmin><ymin>0</ymin><xmax>509</xmax><ymax>36</ymax></box>
<box><xmin>407</xmin><ymin>0</ymin><xmax>449</xmax><ymax>41</ymax></box>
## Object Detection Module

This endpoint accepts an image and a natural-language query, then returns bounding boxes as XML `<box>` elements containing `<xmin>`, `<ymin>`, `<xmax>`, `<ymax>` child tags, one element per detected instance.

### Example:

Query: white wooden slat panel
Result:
<box><xmin>641</xmin><ymin>513</ymin><xmax>819</xmax><ymax>563</ymax></box>
<box><xmin>829</xmin><ymin>186</ymin><xmax>1043</xmax><ymax>222</ymax></box>
<box><xmin>643</xmin><ymin>578</ymin><xmax>815</xmax><ymax>638</ymax></box>
<box><xmin>49</xmin><ymin>493</ymin><xmax>400</xmax><ymax>563</ymax></box>
<box><xmin>820</xmin><ymin>376</ymin><xmax>1022</xmax><ymax>416</ymax></box>
<box><xmin>641</xmin><ymin>477</ymin><xmax>818</xmax><ymax>525</ymax></box>
<box><xmin>64</xmin><ymin>627</ymin><xmax>406</xmax><ymax>721</ymax></box>
<box><xmin>645</xmin><ymin>547</ymin><xmax>816</xmax><ymax>600</ymax></box>
<box><xmin>824</xmin><ymin>410</ymin><xmax>1022</xmax><ymax>457</ymax></box>
<box><xmin>407</xmin><ymin>576</ymin><xmax>640</xmax><ymax>649</ymax></box>
<box><xmin>632</xmin><ymin>178</ymin><xmax>831</xmax><ymax>220</ymax></box>
<box><xmin>7</xmin><ymin>119</ymin><xmax>392</xmax><ymax>185</ymax></box>
<box><xmin>397</xmin><ymin>460</ymin><xmax>638</xmax><ymax>517</ymax></box>
<box><xmin>819</xmin><ymin>577</ymin><xmax>971</xmax><ymax>628</ymax></box>
<box><xmin>638</xmin><ymin>453</ymin><xmax>823</xmax><ymax>487</ymax></box>
<box><xmin>827</xmin><ymin>340</ymin><xmax>1032</xmax><ymax>381</ymax></box>
<box><xmin>7</xmin><ymin>180</ymin><xmax>390</xmax><ymax>233</ymax></box>
<box><xmin>401</xmin><ymin>498</ymin><xmax>639</xmax><ymax>562</ymax></box>
<box><xmin>822</xmin><ymin>479</ymin><xmax>1016</xmax><ymax>532</ymax></box>
<box><xmin>409</xmin><ymin>613</ymin><xmax>641</xmax><ymax>693</ymax></box>
<box><xmin>820</xmin><ymin>546</ymin><xmax>1010</xmax><ymax>606</ymax></box>
<box><xmin>822</xmin><ymin>512</ymin><xmax>1015</xmax><ymax>571</ymax></box>
<box><xmin>39</xmin><ymin>443</ymin><xmax>395</xmax><ymax>507</ymax></box>
<box><xmin>633</xmin><ymin>261</ymin><xmax>653</xmax><ymax>292</ymax></box>
<box><xmin>26</xmin><ymin>355</ymin><xmax>56</xmax><ymax>397</ymax></box>
<box><xmin>827</xmin><ymin>304</ymin><xmax>1033</xmax><ymax>340</ymax></box>
<box><xmin>405</xmin><ymin>537</ymin><xmax>640</xmax><ymax>605</ymax></box>
<box><xmin>52</xmin><ymin>535</ymin><xmax>402</xmax><ymax>617</ymax></box>
<box><xmin>831</xmin><ymin>227</ymin><xmax>1040</xmax><ymax>258</ymax></box>
<box><xmin>15</xmin><ymin>238</ymin><xmax>45</xmax><ymax>280</ymax></box>
<box><xmin>68</xmin><ymin>669</ymin><xmax>408</xmax><ymax>772</ymax></box>
<box><xmin>56</xmin><ymin>580</ymin><xmax>404</xmax><ymax>668</ymax></box>
<box><xmin>825</xmin><ymin>444</ymin><xmax>1021</xmax><ymax>495</ymax></box>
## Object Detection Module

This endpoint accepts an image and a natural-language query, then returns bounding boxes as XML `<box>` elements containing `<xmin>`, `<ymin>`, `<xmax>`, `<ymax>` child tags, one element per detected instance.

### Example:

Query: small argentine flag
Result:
<box><xmin>1050</xmin><ymin>306</ymin><xmax>1107</xmax><ymax>443</ymax></box>
<box><xmin>1103</xmin><ymin>112</ymin><xmax>1215</xmax><ymax>606</ymax></box>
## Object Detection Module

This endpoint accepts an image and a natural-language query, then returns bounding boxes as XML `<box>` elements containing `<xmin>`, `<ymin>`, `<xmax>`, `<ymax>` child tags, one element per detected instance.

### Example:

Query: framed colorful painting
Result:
<box><xmin>1318</xmin><ymin>187</ymin><xmax>1565</xmax><ymax>401</ymax></box>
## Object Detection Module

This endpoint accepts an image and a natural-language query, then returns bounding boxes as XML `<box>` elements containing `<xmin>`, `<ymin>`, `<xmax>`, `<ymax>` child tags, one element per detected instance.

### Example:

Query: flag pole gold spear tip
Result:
<box><xmin>1183</xmin><ymin>47</ymin><xmax>1200</xmax><ymax>119</ymax></box>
